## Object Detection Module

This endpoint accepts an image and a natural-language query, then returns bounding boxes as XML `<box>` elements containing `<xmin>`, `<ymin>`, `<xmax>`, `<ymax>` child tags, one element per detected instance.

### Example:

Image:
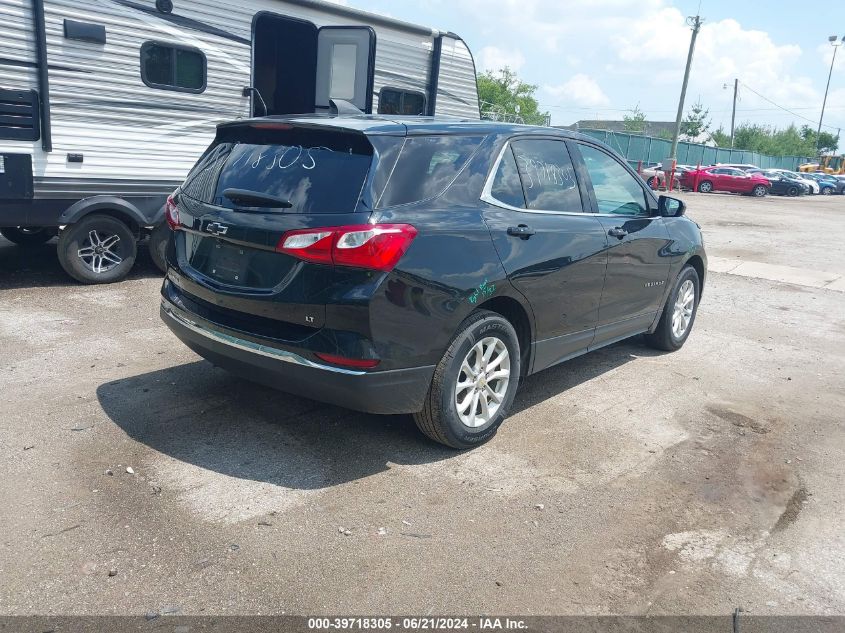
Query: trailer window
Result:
<box><xmin>141</xmin><ymin>42</ymin><xmax>206</xmax><ymax>93</ymax></box>
<box><xmin>330</xmin><ymin>44</ymin><xmax>357</xmax><ymax>100</ymax></box>
<box><xmin>378</xmin><ymin>89</ymin><xmax>426</xmax><ymax>115</ymax></box>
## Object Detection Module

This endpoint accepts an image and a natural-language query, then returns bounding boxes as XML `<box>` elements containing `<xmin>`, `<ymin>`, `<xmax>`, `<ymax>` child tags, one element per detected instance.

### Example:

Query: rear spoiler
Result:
<box><xmin>216</xmin><ymin>115</ymin><xmax>407</xmax><ymax>137</ymax></box>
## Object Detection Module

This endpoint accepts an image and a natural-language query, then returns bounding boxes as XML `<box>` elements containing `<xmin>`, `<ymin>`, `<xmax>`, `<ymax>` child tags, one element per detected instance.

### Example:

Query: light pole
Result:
<box><xmin>670</xmin><ymin>15</ymin><xmax>704</xmax><ymax>160</ymax></box>
<box><xmin>723</xmin><ymin>78</ymin><xmax>739</xmax><ymax>148</ymax></box>
<box><xmin>817</xmin><ymin>35</ymin><xmax>842</xmax><ymax>153</ymax></box>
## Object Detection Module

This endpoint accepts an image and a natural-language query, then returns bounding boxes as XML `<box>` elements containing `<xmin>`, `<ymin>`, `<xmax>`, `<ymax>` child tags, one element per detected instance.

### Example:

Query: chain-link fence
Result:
<box><xmin>577</xmin><ymin>129</ymin><xmax>813</xmax><ymax>171</ymax></box>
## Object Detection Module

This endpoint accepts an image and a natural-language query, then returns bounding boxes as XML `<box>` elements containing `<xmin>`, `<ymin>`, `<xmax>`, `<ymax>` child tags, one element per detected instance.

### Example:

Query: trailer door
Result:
<box><xmin>315</xmin><ymin>27</ymin><xmax>375</xmax><ymax>113</ymax></box>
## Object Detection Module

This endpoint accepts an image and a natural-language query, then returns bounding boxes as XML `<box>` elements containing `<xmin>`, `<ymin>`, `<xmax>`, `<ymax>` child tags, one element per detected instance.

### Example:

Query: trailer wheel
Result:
<box><xmin>57</xmin><ymin>214</ymin><xmax>137</xmax><ymax>284</ymax></box>
<box><xmin>148</xmin><ymin>222</ymin><xmax>170</xmax><ymax>274</ymax></box>
<box><xmin>0</xmin><ymin>226</ymin><xmax>56</xmax><ymax>247</ymax></box>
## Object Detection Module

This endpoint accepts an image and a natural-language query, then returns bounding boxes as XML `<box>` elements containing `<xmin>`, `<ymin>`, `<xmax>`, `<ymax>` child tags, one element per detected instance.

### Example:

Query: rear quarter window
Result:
<box><xmin>377</xmin><ymin>135</ymin><xmax>484</xmax><ymax>208</ymax></box>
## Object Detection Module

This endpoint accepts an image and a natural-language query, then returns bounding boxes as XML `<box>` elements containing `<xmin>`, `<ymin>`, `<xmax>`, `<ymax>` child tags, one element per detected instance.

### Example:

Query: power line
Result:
<box><xmin>539</xmin><ymin>104</ymin><xmax>845</xmax><ymax>113</ymax></box>
<box><xmin>738</xmin><ymin>81</ymin><xmax>841</xmax><ymax>132</ymax></box>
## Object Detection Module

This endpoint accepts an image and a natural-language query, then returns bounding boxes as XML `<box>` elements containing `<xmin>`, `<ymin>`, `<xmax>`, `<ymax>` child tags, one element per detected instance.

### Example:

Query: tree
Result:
<box><xmin>818</xmin><ymin>131</ymin><xmax>840</xmax><ymax>154</ymax></box>
<box><xmin>728</xmin><ymin>123</ymin><xmax>826</xmax><ymax>156</ymax></box>
<box><xmin>710</xmin><ymin>126</ymin><xmax>731</xmax><ymax>147</ymax></box>
<box><xmin>623</xmin><ymin>105</ymin><xmax>647</xmax><ymax>133</ymax></box>
<box><xmin>477</xmin><ymin>67</ymin><xmax>549</xmax><ymax>126</ymax></box>
<box><xmin>799</xmin><ymin>125</ymin><xmax>839</xmax><ymax>154</ymax></box>
<box><xmin>680</xmin><ymin>100</ymin><xmax>710</xmax><ymax>141</ymax></box>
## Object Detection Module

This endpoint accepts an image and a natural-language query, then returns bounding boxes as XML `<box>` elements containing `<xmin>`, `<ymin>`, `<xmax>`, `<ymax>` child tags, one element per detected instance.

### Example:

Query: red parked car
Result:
<box><xmin>681</xmin><ymin>166</ymin><xmax>770</xmax><ymax>197</ymax></box>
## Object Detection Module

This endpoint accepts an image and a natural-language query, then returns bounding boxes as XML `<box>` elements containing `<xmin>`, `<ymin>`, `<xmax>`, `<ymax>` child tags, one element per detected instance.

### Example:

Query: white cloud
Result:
<box><xmin>609</xmin><ymin>10</ymin><xmax>823</xmax><ymax>127</ymax></box>
<box><xmin>543</xmin><ymin>74</ymin><xmax>610</xmax><ymax>107</ymax></box>
<box><xmin>478</xmin><ymin>46</ymin><xmax>526</xmax><ymax>72</ymax></box>
<box><xmin>420</xmin><ymin>0</ymin><xmax>842</xmax><ymax>129</ymax></box>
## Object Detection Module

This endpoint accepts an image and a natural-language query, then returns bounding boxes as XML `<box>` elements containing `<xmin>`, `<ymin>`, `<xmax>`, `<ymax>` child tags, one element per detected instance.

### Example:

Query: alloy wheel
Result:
<box><xmin>455</xmin><ymin>336</ymin><xmax>511</xmax><ymax>428</ymax></box>
<box><xmin>671</xmin><ymin>279</ymin><xmax>695</xmax><ymax>339</ymax></box>
<box><xmin>77</xmin><ymin>230</ymin><xmax>123</xmax><ymax>274</ymax></box>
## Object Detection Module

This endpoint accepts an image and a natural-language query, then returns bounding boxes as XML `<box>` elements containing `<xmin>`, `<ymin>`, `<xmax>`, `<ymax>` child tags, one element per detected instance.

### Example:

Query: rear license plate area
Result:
<box><xmin>208</xmin><ymin>242</ymin><xmax>249</xmax><ymax>284</ymax></box>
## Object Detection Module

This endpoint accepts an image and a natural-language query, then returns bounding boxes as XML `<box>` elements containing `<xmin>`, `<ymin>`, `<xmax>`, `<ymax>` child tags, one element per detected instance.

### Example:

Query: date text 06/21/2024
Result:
<box><xmin>307</xmin><ymin>617</ymin><xmax>528</xmax><ymax>630</ymax></box>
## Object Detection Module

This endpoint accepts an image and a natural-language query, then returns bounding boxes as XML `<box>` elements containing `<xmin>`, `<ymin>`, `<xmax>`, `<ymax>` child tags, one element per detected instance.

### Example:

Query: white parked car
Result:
<box><xmin>640</xmin><ymin>163</ymin><xmax>681</xmax><ymax>190</ymax></box>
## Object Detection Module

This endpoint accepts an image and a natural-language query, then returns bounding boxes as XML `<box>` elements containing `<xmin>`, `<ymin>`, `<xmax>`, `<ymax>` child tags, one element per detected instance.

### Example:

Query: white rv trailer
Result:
<box><xmin>0</xmin><ymin>0</ymin><xmax>480</xmax><ymax>282</ymax></box>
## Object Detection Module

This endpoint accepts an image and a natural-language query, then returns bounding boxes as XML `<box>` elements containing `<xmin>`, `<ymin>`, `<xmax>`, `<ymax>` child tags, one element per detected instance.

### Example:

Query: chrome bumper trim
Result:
<box><xmin>161</xmin><ymin>299</ymin><xmax>366</xmax><ymax>376</ymax></box>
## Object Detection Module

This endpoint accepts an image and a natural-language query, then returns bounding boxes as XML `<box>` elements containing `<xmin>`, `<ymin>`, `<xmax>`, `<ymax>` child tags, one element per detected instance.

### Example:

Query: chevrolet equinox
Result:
<box><xmin>160</xmin><ymin>116</ymin><xmax>706</xmax><ymax>448</ymax></box>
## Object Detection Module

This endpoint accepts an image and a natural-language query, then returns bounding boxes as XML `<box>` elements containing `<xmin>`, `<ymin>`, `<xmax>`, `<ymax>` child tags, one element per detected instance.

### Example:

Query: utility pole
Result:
<box><xmin>730</xmin><ymin>78</ymin><xmax>738</xmax><ymax>148</ymax></box>
<box><xmin>817</xmin><ymin>35</ymin><xmax>842</xmax><ymax>154</ymax></box>
<box><xmin>670</xmin><ymin>14</ymin><xmax>703</xmax><ymax>160</ymax></box>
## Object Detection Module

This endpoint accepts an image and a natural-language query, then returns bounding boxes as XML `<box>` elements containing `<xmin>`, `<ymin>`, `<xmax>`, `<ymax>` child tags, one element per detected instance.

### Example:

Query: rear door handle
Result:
<box><xmin>507</xmin><ymin>225</ymin><xmax>535</xmax><ymax>239</ymax></box>
<box><xmin>608</xmin><ymin>227</ymin><xmax>628</xmax><ymax>238</ymax></box>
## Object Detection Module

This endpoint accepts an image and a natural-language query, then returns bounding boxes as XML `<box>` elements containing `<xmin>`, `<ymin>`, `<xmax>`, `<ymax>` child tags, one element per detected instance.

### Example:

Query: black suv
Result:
<box><xmin>161</xmin><ymin>116</ymin><xmax>706</xmax><ymax>448</ymax></box>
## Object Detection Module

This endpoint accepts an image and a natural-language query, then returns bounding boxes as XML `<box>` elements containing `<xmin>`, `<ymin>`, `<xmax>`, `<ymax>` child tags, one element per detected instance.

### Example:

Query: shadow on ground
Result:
<box><xmin>97</xmin><ymin>338</ymin><xmax>658</xmax><ymax>490</ymax></box>
<box><xmin>0</xmin><ymin>237</ymin><xmax>162</xmax><ymax>290</ymax></box>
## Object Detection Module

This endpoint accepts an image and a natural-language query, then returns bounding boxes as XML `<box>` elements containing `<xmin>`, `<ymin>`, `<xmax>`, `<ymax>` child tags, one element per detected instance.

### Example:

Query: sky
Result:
<box><xmin>333</xmin><ymin>0</ymin><xmax>845</xmax><ymax>134</ymax></box>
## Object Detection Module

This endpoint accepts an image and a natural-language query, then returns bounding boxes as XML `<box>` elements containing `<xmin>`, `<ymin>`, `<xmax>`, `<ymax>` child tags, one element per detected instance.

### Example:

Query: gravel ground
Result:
<box><xmin>1</xmin><ymin>192</ymin><xmax>843</xmax><ymax>616</ymax></box>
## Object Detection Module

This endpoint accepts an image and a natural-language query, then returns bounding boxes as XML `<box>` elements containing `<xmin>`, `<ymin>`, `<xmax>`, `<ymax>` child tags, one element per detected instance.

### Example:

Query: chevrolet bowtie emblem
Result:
<box><xmin>205</xmin><ymin>222</ymin><xmax>229</xmax><ymax>236</ymax></box>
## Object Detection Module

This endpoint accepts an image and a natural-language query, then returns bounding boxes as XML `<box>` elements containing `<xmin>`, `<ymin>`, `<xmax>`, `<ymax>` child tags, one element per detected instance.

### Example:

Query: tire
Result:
<box><xmin>646</xmin><ymin>176</ymin><xmax>657</xmax><ymax>189</ymax></box>
<box><xmin>0</xmin><ymin>226</ymin><xmax>55</xmax><ymax>247</ymax></box>
<box><xmin>57</xmin><ymin>214</ymin><xmax>137</xmax><ymax>284</ymax></box>
<box><xmin>645</xmin><ymin>266</ymin><xmax>700</xmax><ymax>352</ymax></box>
<box><xmin>148</xmin><ymin>222</ymin><xmax>170</xmax><ymax>274</ymax></box>
<box><xmin>786</xmin><ymin>186</ymin><xmax>799</xmax><ymax>197</ymax></box>
<box><xmin>697</xmin><ymin>180</ymin><xmax>713</xmax><ymax>193</ymax></box>
<box><xmin>821</xmin><ymin>187</ymin><xmax>832</xmax><ymax>195</ymax></box>
<box><xmin>752</xmin><ymin>185</ymin><xmax>768</xmax><ymax>197</ymax></box>
<box><xmin>413</xmin><ymin>310</ymin><xmax>521</xmax><ymax>449</ymax></box>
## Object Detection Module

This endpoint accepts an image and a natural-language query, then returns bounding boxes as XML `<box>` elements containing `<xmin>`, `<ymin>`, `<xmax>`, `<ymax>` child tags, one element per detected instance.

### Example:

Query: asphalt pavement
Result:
<box><xmin>1</xmin><ymin>192</ymin><xmax>843</xmax><ymax>615</ymax></box>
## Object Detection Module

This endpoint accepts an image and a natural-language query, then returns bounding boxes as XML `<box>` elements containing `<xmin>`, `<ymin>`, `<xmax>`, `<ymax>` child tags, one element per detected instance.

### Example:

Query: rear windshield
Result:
<box><xmin>377</xmin><ymin>135</ymin><xmax>484</xmax><ymax>208</ymax></box>
<box><xmin>180</xmin><ymin>126</ymin><xmax>373</xmax><ymax>213</ymax></box>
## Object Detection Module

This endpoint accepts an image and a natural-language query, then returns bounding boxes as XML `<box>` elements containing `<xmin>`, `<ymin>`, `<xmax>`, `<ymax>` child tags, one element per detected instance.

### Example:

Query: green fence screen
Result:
<box><xmin>577</xmin><ymin>129</ymin><xmax>813</xmax><ymax>171</ymax></box>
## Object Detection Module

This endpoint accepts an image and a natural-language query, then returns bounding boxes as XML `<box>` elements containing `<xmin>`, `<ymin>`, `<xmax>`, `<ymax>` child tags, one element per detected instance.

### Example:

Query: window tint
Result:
<box><xmin>378</xmin><ymin>135</ymin><xmax>483</xmax><ymax>207</ymax></box>
<box><xmin>509</xmin><ymin>139</ymin><xmax>582</xmax><ymax>212</ymax></box>
<box><xmin>180</xmin><ymin>126</ymin><xmax>373</xmax><ymax>214</ymax></box>
<box><xmin>378</xmin><ymin>88</ymin><xmax>426</xmax><ymax>115</ymax></box>
<box><xmin>141</xmin><ymin>42</ymin><xmax>205</xmax><ymax>92</ymax></box>
<box><xmin>488</xmin><ymin>146</ymin><xmax>525</xmax><ymax>208</ymax></box>
<box><xmin>579</xmin><ymin>144</ymin><xmax>649</xmax><ymax>216</ymax></box>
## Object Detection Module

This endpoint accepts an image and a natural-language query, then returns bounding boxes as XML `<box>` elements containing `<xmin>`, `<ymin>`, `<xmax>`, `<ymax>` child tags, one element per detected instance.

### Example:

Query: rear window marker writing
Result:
<box><xmin>228</xmin><ymin>145</ymin><xmax>335</xmax><ymax>171</ymax></box>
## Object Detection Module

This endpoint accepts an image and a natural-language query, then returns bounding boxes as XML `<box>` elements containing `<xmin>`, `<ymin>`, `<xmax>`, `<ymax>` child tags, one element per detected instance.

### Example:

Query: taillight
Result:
<box><xmin>165</xmin><ymin>195</ymin><xmax>180</xmax><ymax>230</ymax></box>
<box><xmin>277</xmin><ymin>224</ymin><xmax>417</xmax><ymax>272</ymax></box>
<box><xmin>314</xmin><ymin>352</ymin><xmax>380</xmax><ymax>369</ymax></box>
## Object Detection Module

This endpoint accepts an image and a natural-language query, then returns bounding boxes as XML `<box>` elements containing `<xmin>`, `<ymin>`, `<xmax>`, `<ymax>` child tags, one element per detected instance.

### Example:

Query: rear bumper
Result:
<box><xmin>160</xmin><ymin>299</ymin><xmax>434</xmax><ymax>415</ymax></box>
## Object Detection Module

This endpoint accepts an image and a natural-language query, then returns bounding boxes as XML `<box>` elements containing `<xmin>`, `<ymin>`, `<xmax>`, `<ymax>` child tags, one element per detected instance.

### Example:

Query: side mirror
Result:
<box><xmin>658</xmin><ymin>195</ymin><xmax>686</xmax><ymax>217</ymax></box>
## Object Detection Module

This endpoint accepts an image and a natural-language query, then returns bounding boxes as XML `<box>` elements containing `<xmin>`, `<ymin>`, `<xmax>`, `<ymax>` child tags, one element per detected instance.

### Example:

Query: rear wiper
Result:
<box><xmin>223</xmin><ymin>188</ymin><xmax>293</xmax><ymax>210</ymax></box>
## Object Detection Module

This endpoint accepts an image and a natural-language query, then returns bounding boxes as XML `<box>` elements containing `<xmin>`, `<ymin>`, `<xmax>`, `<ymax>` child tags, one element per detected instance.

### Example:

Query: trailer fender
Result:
<box><xmin>59</xmin><ymin>196</ymin><xmax>165</xmax><ymax>230</ymax></box>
